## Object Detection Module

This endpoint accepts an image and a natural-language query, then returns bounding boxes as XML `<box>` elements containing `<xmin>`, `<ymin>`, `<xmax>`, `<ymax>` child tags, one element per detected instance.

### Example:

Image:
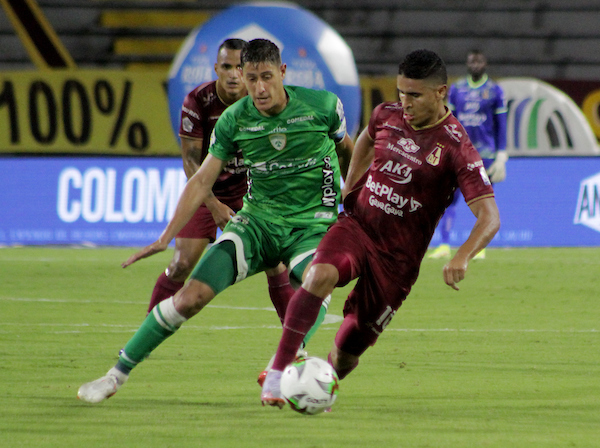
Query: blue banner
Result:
<box><xmin>1</xmin><ymin>157</ymin><xmax>186</xmax><ymax>246</ymax></box>
<box><xmin>433</xmin><ymin>157</ymin><xmax>600</xmax><ymax>247</ymax></box>
<box><xmin>1</xmin><ymin>157</ymin><xmax>600</xmax><ymax>247</ymax></box>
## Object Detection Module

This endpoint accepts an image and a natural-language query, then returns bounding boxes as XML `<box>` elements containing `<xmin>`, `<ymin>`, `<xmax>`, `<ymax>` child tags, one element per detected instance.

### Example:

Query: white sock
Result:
<box><xmin>154</xmin><ymin>296</ymin><xmax>187</xmax><ymax>330</ymax></box>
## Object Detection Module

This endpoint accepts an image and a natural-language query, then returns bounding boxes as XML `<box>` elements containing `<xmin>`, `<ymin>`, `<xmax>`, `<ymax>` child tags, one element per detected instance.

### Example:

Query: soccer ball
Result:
<box><xmin>280</xmin><ymin>356</ymin><xmax>339</xmax><ymax>415</ymax></box>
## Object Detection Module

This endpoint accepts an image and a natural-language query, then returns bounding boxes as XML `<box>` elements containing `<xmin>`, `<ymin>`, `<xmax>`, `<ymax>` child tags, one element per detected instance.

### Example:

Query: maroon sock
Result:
<box><xmin>147</xmin><ymin>272</ymin><xmax>184</xmax><ymax>314</ymax></box>
<box><xmin>267</xmin><ymin>269</ymin><xmax>295</xmax><ymax>323</ymax></box>
<box><xmin>272</xmin><ymin>288</ymin><xmax>324</xmax><ymax>371</ymax></box>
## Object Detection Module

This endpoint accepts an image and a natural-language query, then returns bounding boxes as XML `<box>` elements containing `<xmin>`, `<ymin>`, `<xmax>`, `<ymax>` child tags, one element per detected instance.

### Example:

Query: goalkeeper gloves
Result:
<box><xmin>487</xmin><ymin>151</ymin><xmax>508</xmax><ymax>183</ymax></box>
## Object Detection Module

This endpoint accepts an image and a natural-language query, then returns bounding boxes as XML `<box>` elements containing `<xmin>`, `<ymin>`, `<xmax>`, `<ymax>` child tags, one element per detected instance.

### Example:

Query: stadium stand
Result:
<box><xmin>1</xmin><ymin>0</ymin><xmax>599</xmax><ymax>79</ymax></box>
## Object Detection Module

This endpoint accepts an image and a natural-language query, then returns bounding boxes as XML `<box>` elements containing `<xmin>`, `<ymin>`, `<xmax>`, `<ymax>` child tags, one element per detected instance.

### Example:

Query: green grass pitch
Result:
<box><xmin>1</xmin><ymin>246</ymin><xmax>599</xmax><ymax>447</ymax></box>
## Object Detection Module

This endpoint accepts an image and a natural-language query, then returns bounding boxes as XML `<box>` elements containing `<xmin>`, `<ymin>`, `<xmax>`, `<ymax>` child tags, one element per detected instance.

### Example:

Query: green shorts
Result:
<box><xmin>189</xmin><ymin>211</ymin><xmax>330</xmax><ymax>295</ymax></box>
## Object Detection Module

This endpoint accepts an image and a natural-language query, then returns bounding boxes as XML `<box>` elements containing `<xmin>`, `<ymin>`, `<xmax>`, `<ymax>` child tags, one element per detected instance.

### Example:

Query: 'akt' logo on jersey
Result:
<box><xmin>398</xmin><ymin>138</ymin><xmax>420</xmax><ymax>153</ymax></box>
<box><xmin>269</xmin><ymin>133</ymin><xmax>287</xmax><ymax>151</ymax></box>
<box><xmin>379</xmin><ymin>161</ymin><xmax>413</xmax><ymax>184</ymax></box>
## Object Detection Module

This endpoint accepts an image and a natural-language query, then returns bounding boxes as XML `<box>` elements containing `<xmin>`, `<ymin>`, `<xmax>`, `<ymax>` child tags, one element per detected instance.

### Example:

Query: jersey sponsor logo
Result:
<box><xmin>385</xmin><ymin>143</ymin><xmax>423</xmax><ymax>166</ymax></box>
<box><xmin>321</xmin><ymin>156</ymin><xmax>337</xmax><ymax>207</ymax></box>
<box><xmin>231</xmin><ymin>215</ymin><xmax>249</xmax><ymax>225</ymax></box>
<box><xmin>252</xmin><ymin>158</ymin><xmax>316</xmax><ymax>174</ymax></box>
<box><xmin>287</xmin><ymin>115</ymin><xmax>314</xmax><ymax>124</ymax></box>
<box><xmin>456</xmin><ymin>111</ymin><xmax>487</xmax><ymax>127</ymax></box>
<box><xmin>269</xmin><ymin>133</ymin><xmax>287</xmax><ymax>151</ymax></box>
<box><xmin>368</xmin><ymin>195</ymin><xmax>404</xmax><ymax>217</ymax></box>
<box><xmin>465</xmin><ymin>101</ymin><xmax>480</xmax><ymax>112</ymax></box>
<box><xmin>182</xmin><ymin>117</ymin><xmax>193</xmax><ymax>133</ymax></box>
<box><xmin>467</xmin><ymin>160</ymin><xmax>484</xmax><ymax>171</ymax></box>
<box><xmin>384</xmin><ymin>103</ymin><xmax>403</xmax><ymax>111</ymax></box>
<box><xmin>426</xmin><ymin>144</ymin><xmax>443</xmax><ymax>166</ymax></box>
<box><xmin>382</xmin><ymin>121</ymin><xmax>404</xmax><ymax>133</ymax></box>
<box><xmin>365</xmin><ymin>174</ymin><xmax>422</xmax><ymax>216</ymax></box>
<box><xmin>181</xmin><ymin>106</ymin><xmax>200</xmax><ymax>120</ymax></box>
<box><xmin>202</xmin><ymin>92</ymin><xmax>216</xmax><ymax>107</ymax></box>
<box><xmin>315</xmin><ymin>211</ymin><xmax>334</xmax><ymax>219</ymax></box>
<box><xmin>398</xmin><ymin>137</ymin><xmax>419</xmax><ymax>153</ymax></box>
<box><xmin>468</xmin><ymin>160</ymin><xmax>491</xmax><ymax>185</ymax></box>
<box><xmin>444</xmin><ymin>124</ymin><xmax>463</xmax><ymax>142</ymax></box>
<box><xmin>479</xmin><ymin>166</ymin><xmax>491</xmax><ymax>186</ymax></box>
<box><xmin>239</xmin><ymin>125</ymin><xmax>265</xmax><ymax>132</ymax></box>
<box><xmin>379</xmin><ymin>160</ymin><xmax>413</xmax><ymax>184</ymax></box>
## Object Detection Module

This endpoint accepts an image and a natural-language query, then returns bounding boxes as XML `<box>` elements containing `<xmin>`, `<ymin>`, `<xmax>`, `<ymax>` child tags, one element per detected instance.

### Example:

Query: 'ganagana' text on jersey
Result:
<box><xmin>346</xmin><ymin>102</ymin><xmax>495</xmax><ymax>265</ymax></box>
<box><xmin>209</xmin><ymin>86</ymin><xmax>347</xmax><ymax>228</ymax></box>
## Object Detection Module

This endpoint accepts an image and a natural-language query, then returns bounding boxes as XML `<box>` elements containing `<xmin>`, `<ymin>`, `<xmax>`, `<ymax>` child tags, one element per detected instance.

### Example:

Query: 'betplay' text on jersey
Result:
<box><xmin>209</xmin><ymin>86</ymin><xmax>347</xmax><ymax>227</ymax></box>
<box><xmin>346</xmin><ymin>102</ymin><xmax>495</xmax><ymax>266</ymax></box>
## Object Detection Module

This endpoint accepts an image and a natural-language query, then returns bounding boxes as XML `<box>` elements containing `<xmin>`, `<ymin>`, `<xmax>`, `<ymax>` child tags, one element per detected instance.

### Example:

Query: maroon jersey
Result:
<box><xmin>179</xmin><ymin>81</ymin><xmax>246</xmax><ymax>200</ymax></box>
<box><xmin>346</xmin><ymin>102</ymin><xmax>494</xmax><ymax>265</ymax></box>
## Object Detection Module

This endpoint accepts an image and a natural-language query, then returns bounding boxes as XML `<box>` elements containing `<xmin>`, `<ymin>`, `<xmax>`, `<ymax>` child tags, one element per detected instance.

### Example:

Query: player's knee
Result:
<box><xmin>166</xmin><ymin>258</ymin><xmax>194</xmax><ymax>281</ymax></box>
<box><xmin>304</xmin><ymin>263</ymin><xmax>338</xmax><ymax>294</ymax></box>
<box><xmin>173</xmin><ymin>280</ymin><xmax>215</xmax><ymax>318</ymax></box>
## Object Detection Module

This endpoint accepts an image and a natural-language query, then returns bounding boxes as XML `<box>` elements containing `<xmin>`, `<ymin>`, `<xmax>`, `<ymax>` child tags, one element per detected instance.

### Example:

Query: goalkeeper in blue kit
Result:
<box><xmin>77</xmin><ymin>38</ymin><xmax>354</xmax><ymax>403</ymax></box>
<box><xmin>429</xmin><ymin>49</ymin><xmax>507</xmax><ymax>260</ymax></box>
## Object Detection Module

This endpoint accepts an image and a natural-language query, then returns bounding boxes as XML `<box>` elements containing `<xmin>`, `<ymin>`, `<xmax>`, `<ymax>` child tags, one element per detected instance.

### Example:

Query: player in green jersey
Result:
<box><xmin>77</xmin><ymin>38</ymin><xmax>354</xmax><ymax>404</ymax></box>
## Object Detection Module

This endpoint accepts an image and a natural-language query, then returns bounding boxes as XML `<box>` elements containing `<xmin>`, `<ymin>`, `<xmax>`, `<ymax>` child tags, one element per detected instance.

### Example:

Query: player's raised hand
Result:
<box><xmin>122</xmin><ymin>240</ymin><xmax>170</xmax><ymax>268</ymax></box>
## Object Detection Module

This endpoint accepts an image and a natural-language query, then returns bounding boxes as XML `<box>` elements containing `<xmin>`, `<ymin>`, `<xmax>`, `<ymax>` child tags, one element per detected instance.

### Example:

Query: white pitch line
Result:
<box><xmin>1</xmin><ymin>297</ymin><xmax>597</xmax><ymax>333</ymax></box>
<box><xmin>0</xmin><ymin>322</ymin><xmax>597</xmax><ymax>333</ymax></box>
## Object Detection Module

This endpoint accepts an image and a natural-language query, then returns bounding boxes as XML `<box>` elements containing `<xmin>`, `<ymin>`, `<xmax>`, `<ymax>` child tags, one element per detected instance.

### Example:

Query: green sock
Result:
<box><xmin>118</xmin><ymin>298</ymin><xmax>186</xmax><ymax>372</ymax></box>
<box><xmin>302</xmin><ymin>294</ymin><xmax>331</xmax><ymax>347</ymax></box>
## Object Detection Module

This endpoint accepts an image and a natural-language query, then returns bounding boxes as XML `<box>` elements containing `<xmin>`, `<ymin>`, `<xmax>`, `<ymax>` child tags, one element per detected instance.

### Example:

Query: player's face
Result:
<box><xmin>397</xmin><ymin>75</ymin><xmax>447</xmax><ymax>128</ymax></box>
<box><xmin>214</xmin><ymin>48</ymin><xmax>245</xmax><ymax>100</ymax></box>
<box><xmin>466</xmin><ymin>53</ymin><xmax>487</xmax><ymax>79</ymax></box>
<box><xmin>242</xmin><ymin>61</ymin><xmax>288</xmax><ymax>117</ymax></box>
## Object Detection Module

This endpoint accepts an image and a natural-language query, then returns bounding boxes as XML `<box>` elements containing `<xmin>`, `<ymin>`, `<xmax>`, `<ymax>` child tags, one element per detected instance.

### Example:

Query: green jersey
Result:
<box><xmin>209</xmin><ymin>86</ymin><xmax>347</xmax><ymax>228</ymax></box>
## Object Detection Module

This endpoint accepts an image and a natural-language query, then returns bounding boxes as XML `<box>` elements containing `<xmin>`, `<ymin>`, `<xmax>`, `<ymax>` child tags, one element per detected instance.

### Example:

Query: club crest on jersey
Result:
<box><xmin>269</xmin><ymin>133</ymin><xmax>287</xmax><ymax>151</ymax></box>
<box><xmin>426</xmin><ymin>144</ymin><xmax>444</xmax><ymax>166</ymax></box>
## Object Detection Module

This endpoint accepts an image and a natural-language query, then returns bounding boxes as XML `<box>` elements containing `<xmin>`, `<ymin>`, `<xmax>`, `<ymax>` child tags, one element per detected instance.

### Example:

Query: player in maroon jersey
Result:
<box><xmin>261</xmin><ymin>49</ymin><xmax>500</xmax><ymax>407</ymax></box>
<box><xmin>146</xmin><ymin>39</ymin><xmax>292</xmax><ymax>319</ymax></box>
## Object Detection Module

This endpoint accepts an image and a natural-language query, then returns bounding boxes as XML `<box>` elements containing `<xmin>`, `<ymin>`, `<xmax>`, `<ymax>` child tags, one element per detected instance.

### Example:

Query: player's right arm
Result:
<box><xmin>443</xmin><ymin>196</ymin><xmax>500</xmax><ymax>290</ymax></box>
<box><xmin>342</xmin><ymin>127</ymin><xmax>374</xmax><ymax>199</ymax></box>
<box><xmin>122</xmin><ymin>154</ymin><xmax>227</xmax><ymax>267</ymax></box>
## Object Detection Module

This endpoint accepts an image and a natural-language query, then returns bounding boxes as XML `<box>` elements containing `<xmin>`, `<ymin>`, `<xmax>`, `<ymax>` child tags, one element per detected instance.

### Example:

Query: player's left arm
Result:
<box><xmin>443</xmin><ymin>196</ymin><xmax>500</xmax><ymax>290</ymax></box>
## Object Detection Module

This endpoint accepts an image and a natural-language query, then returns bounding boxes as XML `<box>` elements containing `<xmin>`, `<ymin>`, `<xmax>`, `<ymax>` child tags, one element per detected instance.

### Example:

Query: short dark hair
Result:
<box><xmin>467</xmin><ymin>48</ymin><xmax>485</xmax><ymax>57</ymax></box>
<box><xmin>218</xmin><ymin>38</ymin><xmax>247</xmax><ymax>54</ymax></box>
<box><xmin>241</xmin><ymin>39</ymin><xmax>281</xmax><ymax>68</ymax></box>
<box><xmin>398</xmin><ymin>49</ymin><xmax>447</xmax><ymax>85</ymax></box>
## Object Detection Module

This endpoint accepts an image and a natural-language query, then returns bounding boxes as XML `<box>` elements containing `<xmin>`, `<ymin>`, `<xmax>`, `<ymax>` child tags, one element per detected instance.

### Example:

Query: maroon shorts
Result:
<box><xmin>176</xmin><ymin>197</ymin><xmax>244</xmax><ymax>241</ymax></box>
<box><xmin>312</xmin><ymin>215</ymin><xmax>418</xmax><ymax>356</ymax></box>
